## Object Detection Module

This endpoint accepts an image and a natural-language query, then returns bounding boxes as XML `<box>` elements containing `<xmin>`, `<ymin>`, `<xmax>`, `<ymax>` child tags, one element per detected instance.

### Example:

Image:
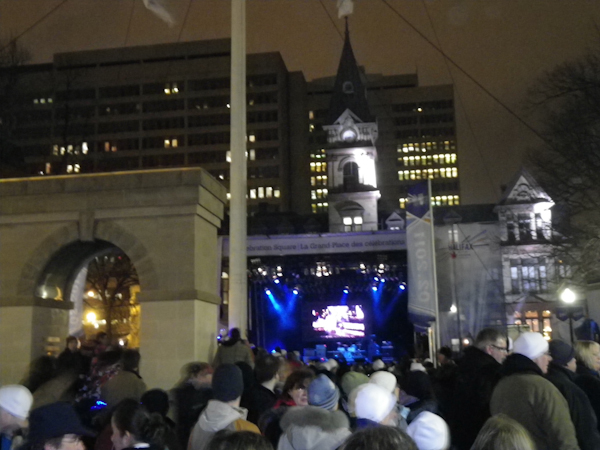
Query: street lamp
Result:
<box><xmin>560</xmin><ymin>287</ymin><xmax>577</xmax><ymax>343</ymax></box>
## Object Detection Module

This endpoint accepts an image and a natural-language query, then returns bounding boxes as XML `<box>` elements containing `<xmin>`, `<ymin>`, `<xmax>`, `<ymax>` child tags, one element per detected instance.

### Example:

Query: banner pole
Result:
<box><xmin>428</xmin><ymin>179</ymin><xmax>441</xmax><ymax>355</ymax></box>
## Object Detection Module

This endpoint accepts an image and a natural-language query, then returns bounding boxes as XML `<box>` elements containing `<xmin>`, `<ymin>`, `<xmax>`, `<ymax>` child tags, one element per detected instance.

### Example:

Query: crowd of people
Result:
<box><xmin>2</xmin><ymin>327</ymin><xmax>600</xmax><ymax>450</ymax></box>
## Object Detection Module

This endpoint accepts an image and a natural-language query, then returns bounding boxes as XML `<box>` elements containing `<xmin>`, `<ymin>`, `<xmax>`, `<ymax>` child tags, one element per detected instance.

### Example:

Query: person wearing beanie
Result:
<box><xmin>369</xmin><ymin>371</ymin><xmax>410</xmax><ymax>432</ymax></box>
<box><xmin>546</xmin><ymin>340</ymin><xmax>600</xmax><ymax>450</ymax></box>
<box><xmin>188</xmin><ymin>364</ymin><xmax>259</xmax><ymax>450</ymax></box>
<box><xmin>490</xmin><ymin>332</ymin><xmax>579</xmax><ymax>450</ymax></box>
<box><xmin>354</xmin><ymin>384</ymin><xmax>398</xmax><ymax>429</ymax></box>
<box><xmin>406</xmin><ymin>411</ymin><xmax>450</xmax><ymax>450</ymax></box>
<box><xmin>371</xmin><ymin>359</ymin><xmax>386</xmax><ymax>372</ymax></box>
<box><xmin>307</xmin><ymin>374</ymin><xmax>340</xmax><ymax>411</ymax></box>
<box><xmin>341</xmin><ymin>372</ymin><xmax>369</xmax><ymax>399</ymax></box>
<box><xmin>0</xmin><ymin>385</ymin><xmax>33</xmax><ymax>450</ymax></box>
<box><xmin>26</xmin><ymin>401</ymin><xmax>93</xmax><ymax>450</ymax></box>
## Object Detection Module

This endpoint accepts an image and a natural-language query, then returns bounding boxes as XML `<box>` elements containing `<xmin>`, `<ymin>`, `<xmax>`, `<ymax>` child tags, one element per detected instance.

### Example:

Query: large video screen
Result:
<box><xmin>308</xmin><ymin>304</ymin><xmax>366</xmax><ymax>339</ymax></box>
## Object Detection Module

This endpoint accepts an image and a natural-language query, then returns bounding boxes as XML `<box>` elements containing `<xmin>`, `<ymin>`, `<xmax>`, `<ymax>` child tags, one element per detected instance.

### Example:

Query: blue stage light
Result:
<box><xmin>292</xmin><ymin>288</ymin><xmax>299</xmax><ymax>295</ymax></box>
<box><xmin>374</xmin><ymin>276</ymin><xmax>379</xmax><ymax>282</ymax></box>
<box><xmin>399</xmin><ymin>284</ymin><xmax>406</xmax><ymax>291</ymax></box>
<box><xmin>265</xmin><ymin>289</ymin><xmax>272</xmax><ymax>296</ymax></box>
<box><xmin>343</xmin><ymin>288</ymin><xmax>349</xmax><ymax>294</ymax></box>
<box><xmin>381</xmin><ymin>278</ymin><xmax>386</xmax><ymax>283</ymax></box>
<box><xmin>372</xmin><ymin>286</ymin><xmax>378</xmax><ymax>292</ymax></box>
<box><xmin>274</xmin><ymin>278</ymin><xmax>280</xmax><ymax>284</ymax></box>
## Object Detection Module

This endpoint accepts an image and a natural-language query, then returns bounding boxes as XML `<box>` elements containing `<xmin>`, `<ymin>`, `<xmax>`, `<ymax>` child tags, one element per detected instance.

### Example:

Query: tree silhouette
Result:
<box><xmin>85</xmin><ymin>250</ymin><xmax>139</xmax><ymax>342</ymax></box>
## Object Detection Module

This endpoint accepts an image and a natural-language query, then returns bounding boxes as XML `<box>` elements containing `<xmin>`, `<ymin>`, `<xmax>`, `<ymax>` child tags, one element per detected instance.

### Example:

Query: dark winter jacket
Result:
<box><xmin>449</xmin><ymin>346</ymin><xmax>502</xmax><ymax>450</ymax></box>
<box><xmin>171</xmin><ymin>383</ymin><xmax>213</xmax><ymax>450</ymax></box>
<box><xmin>491</xmin><ymin>353</ymin><xmax>579</xmax><ymax>450</ymax></box>
<box><xmin>212</xmin><ymin>340</ymin><xmax>254</xmax><ymax>368</ymax></box>
<box><xmin>575</xmin><ymin>363</ymin><xmax>600</xmax><ymax>435</ymax></box>
<box><xmin>546</xmin><ymin>363</ymin><xmax>600</xmax><ymax>450</ymax></box>
<box><xmin>277</xmin><ymin>406</ymin><xmax>351</xmax><ymax>450</ymax></box>
<box><xmin>246</xmin><ymin>384</ymin><xmax>278</xmax><ymax>425</ymax></box>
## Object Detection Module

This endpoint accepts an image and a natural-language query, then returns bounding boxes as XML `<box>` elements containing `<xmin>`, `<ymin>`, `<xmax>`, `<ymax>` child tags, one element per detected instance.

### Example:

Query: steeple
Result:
<box><xmin>327</xmin><ymin>20</ymin><xmax>375</xmax><ymax>125</ymax></box>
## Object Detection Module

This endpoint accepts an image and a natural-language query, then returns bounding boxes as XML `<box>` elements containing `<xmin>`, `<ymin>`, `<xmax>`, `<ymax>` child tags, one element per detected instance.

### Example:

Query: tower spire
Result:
<box><xmin>327</xmin><ymin>20</ymin><xmax>374</xmax><ymax>125</ymax></box>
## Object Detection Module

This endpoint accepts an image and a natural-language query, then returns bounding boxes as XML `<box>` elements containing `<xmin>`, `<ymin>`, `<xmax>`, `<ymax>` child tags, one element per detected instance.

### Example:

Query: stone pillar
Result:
<box><xmin>0</xmin><ymin>300</ymin><xmax>70</xmax><ymax>384</ymax></box>
<box><xmin>138</xmin><ymin>293</ymin><xmax>220</xmax><ymax>389</ymax></box>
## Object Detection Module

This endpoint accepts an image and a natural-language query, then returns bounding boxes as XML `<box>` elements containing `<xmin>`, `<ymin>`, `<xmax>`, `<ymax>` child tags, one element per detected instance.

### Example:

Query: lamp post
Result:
<box><xmin>560</xmin><ymin>287</ymin><xmax>576</xmax><ymax>344</ymax></box>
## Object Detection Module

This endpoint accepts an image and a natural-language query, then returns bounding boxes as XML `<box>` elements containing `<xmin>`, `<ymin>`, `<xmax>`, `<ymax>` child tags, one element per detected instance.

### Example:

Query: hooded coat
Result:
<box><xmin>188</xmin><ymin>400</ymin><xmax>259</xmax><ymax>450</ymax></box>
<box><xmin>546</xmin><ymin>363</ymin><xmax>600</xmax><ymax>450</ymax></box>
<box><xmin>277</xmin><ymin>406</ymin><xmax>351</xmax><ymax>450</ymax></box>
<box><xmin>212</xmin><ymin>340</ymin><xmax>254</xmax><ymax>369</ymax></box>
<box><xmin>490</xmin><ymin>353</ymin><xmax>580</xmax><ymax>450</ymax></box>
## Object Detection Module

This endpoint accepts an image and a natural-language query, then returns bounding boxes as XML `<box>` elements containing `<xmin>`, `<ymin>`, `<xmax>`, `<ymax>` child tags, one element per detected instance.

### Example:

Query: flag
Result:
<box><xmin>143</xmin><ymin>0</ymin><xmax>176</xmax><ymax>27</ymax></box>
<box><xmin>337</xmin><ymin>0</ymin><xmax>354</xmax><ymax>18</ymax></box>
<box><xmin>406</xmin><ymin>181</ymin><xmax>437</xmax><ymax>328</ymax></box>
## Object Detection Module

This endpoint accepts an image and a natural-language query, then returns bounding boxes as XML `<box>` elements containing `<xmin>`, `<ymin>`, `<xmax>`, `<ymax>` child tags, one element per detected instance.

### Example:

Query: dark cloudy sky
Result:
<box><xmin>1</xmin><ymin>0</ymin><xmax>599</xmax><ymax>204</ymax></box>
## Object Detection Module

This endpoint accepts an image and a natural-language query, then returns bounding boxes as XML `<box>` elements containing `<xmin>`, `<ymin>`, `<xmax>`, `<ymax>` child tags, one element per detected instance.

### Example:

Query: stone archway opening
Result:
<box><xmin>35</xmin><ymin>240</ymin><xmax>141</xmax><ymax>352</ymax></box>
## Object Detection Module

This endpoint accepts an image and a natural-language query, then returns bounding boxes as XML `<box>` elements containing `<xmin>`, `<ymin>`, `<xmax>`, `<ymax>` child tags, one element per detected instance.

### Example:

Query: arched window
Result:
<box><xmin>343</xmin><ymin>162</ymin><xmax>359</xmax><ymax>190</ymax></box>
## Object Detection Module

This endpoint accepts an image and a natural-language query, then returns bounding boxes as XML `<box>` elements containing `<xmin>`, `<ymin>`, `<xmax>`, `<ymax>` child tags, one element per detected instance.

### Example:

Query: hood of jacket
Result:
<box><xmin>501</xmin><ymin>353</ymin><xmax>543</xmax><ymax>377</ymax></box>
<box><xmin>279</xmin><ymin>406</ymin><xmax>351</xmax><ymax>450</ymax></box>
<box><xmin>198</xmin><ymin>400</ymin><xmax>247</xmax><ymax>432</ymax></box>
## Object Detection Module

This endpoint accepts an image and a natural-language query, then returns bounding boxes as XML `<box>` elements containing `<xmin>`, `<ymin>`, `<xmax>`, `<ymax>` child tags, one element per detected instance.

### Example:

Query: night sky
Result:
<box><xmin>1</xmin><ymin>0</ymin><xmax>598</xmax><ymax>204</ymax></box>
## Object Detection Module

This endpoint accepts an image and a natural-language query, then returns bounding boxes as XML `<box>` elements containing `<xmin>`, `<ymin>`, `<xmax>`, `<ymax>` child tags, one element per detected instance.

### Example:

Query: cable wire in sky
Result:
<box><xmin>0</xmin><ymin>0</ymin><xmax>69</xmax><ymax>54</ymax></box>
<box><xmin>420</xmin><ymin>0</ymin><xmax>499</xmax><ymax>201</ymax></box>
<box><xmin>380</xmin><ymin>0</ymin><xmax>551</xmax><ymax>148</ymax></box>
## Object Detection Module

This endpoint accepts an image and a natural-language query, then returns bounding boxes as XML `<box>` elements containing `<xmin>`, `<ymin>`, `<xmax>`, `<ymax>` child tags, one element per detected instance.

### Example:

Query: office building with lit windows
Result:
<box><xmin>1</xmin><ymin>38</ymin><xmax>458</xmax><ymax>221</ymax></box>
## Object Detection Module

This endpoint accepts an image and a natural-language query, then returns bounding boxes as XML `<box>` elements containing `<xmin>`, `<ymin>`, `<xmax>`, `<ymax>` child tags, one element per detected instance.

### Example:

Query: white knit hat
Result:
<box><xmin>372</xmin><ymin>359</ymin><xmax>386</xmax><ymax>371</ymax></box>
<box><xmin>0</xmin><ymin>385</ymin><xmax>33</xmax><ymax>419</ymax></box>
<box><xmin>369</xmin><ymin>371</ymin><xmax>397</xmax><ymax>393</ymax></box>
<box><xmin>407</xmin><ymin>411</ymin><xmax>450</xmax><ymax>450</ymax></box>
<box><xmin>355</xmin><ymin>383</ymin><xmax>397</xmax><ymax>423</ymax></box>
<box><xmin>513</xmin><ymin>332</ymin><xmax>548</xmax><ymax>360</ymax></box>
<box><xmin>410</xmin><ymin>361</ymin><xmax>427</xmax><ymax>372</ymax></box>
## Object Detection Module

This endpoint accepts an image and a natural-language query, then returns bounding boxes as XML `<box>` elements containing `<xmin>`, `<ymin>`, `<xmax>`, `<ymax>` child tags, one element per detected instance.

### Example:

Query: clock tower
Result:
<box><xmin>324</xmin><ymin>22</ymin><xmax>380</xmax><ymax>233</ymax></box>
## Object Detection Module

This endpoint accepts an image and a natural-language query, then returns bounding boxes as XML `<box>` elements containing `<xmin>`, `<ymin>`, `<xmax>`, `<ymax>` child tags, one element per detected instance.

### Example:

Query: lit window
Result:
<box><xmin>111</xmin><ymin>146</ymin><xmax>117</xmax><ymax>152</ymax></box>
<box><xmin>40</xmin><ymin>98</ymin><xmax>46</xmax><ymax>104</ymax></box>
<box><xmin>226</xmin><ymin>151</ymin><xmax>231</xmax><ymax>163</ymax></box>
<box><xmin>172</xmin><ymin>139</ymin><xmax>178</xmax><ymax>148</ymax></box>
<box><xmin>311</xmin><ymin>177</ymin><xmax>316</xmax><ymax>186</ymax></box>
<box><xmin>66</xmin><ymin>165</ymin><xmax>73</xmax><ymax>173</ymax></box>
<box><xmin>249</xmin><ymin>134</ymin><xmax>256</xmax><ymax>143</ymax></box>
<box><xmin>250</xmin><ymin>189</ymin><xmax>257</xmax><ymax>199</ymax></box>
<box><xmin>82</xmin><ymin>142</ymin><xmax>88</xmax><ymax>154</ymax></box>
<box><xmin>74</xmin><ymin>164</ymin><xmax>80</xmax><ymax>173</ymax></box>
<box><xmin>343</xmin><ymin>217</ymin><xmax>353</xmax><ymax>225</ymax></box>
<box><xmin>226</xmin><ymin>103</ymin><xmax>231</xmax><ymax>109</ymax></box>
<box><xmin>172</xmin><ymin>82</ymin><xmax>179</xmax><ymax>93</ymax></box>
<box><xmin>312</xmin><ymin>204</ymin><xmax>317</xmax><ymax>213</ymax></box>
<box><xmin>274</xmin><ymin>188</ymin><xmax>280</xmax><ymax>198</ymax></box>
<box><xmin>353</xmin><ymin>216</ymin><xmax>363</xmax><ymax>225</ymax></box>
<box><xmin>164</xmin><ymin>139</ymin><xmax>171</xmax><ymax>148</ymax></box>
<box><xmin>311</xmin><ymin>190</ymin><xmax>317</xmax><ymax>200</ymax></box>
<box><xmin>249</xmin><ymin>149</ymin><xmax>255</xmax><ymax>160</ymax></box>
<box><xmin>48</xmin><ymin>98</ymin><xmax>53</xmax><ymax>104</ymax></box>
<box><xmin>33</xmin><ymin>99</ymin><xmax>39</xmax><ymax>104</ymax></box>
<box><xmin>266</xmin><ymin>187</ymin><xmax>273</xmax><ymax>198</ymax></box>
<box><xmin>309</xmin><ymin>124</ymin><xmax>315</xmax><ymax>132</ymax></box>
<box><xmin>45</xmin><ymin>163</ymin><xmax>51</xmax><ymax>174</ymax></box>
<box><xmin>258</xmin><ymin>187</ymin><xmax>265</xmax><ymax>198</ymax></box>
<box><xmin>164</xmin><ymin>84</ymin><xmax>171</xmax><ymax>95</ymax></box>
<box><xmin>104</xmin><ymin>142</ymin><xmax>110</xmax><ymax>152</ymax></box>
<box><xmin>52</xmin><ymin>145</ymin><xmax>59</xmax><ymax>156</ymax></box>
<box><xmin>227</xmin><ymin>192</ymin><xmax>231</xmax><ymax>200</ymax></box>
<box><xmin>309</xmin><ymin>111</ymin><xmax>314</xmax><ymax>120</ymax></box>
<box><xmin>452</xmin><ymin>167</ymin><xmax>458</xmax><ymax>177</ymax></box>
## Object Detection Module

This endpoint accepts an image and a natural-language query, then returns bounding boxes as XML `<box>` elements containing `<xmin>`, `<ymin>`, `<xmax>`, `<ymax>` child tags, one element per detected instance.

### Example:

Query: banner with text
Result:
<box><xmin>222</xmin><ymin>231</ymin><xmax>406</xmax><ymax>257</ymax></box>
<box><xmin>406</xmin><ymin>181</ymin><xmax>437</xmax><ymax>328</ymax></box>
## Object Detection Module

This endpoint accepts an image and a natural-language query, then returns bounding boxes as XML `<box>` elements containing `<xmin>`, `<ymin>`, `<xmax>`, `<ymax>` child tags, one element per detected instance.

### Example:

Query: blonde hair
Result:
<box><xmin>471</xmin><ymin>414</ymin><xmax>535</xmax><ymax>450</ymax></box>
<box><xmin>575</xmin><ymin>341</ymin><xmax>600</xmax><ymax>370</ymax></box>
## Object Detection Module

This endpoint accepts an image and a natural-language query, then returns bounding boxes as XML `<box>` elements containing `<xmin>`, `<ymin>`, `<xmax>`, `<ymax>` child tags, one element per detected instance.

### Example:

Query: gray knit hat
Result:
<box><xmin>308</xmin><ymin>374</ymin><xmax>340</xmax><ymax>411</ymax></box>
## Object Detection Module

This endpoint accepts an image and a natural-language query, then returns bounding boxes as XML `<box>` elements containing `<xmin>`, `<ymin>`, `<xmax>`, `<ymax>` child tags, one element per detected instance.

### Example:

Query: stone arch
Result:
<box><xmin>94</xmin><ymin>221</ymin><xmax>159</xmax><ymax>290</ymax></box>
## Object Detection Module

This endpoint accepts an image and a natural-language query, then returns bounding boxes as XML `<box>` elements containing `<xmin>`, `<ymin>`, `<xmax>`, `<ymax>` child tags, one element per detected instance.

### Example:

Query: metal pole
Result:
<box><xmin>428</xmin><ymin>179</ymin><xmax>441</xmax><ymax>353</ymax></box>
<box><xmin>229</xmin><ymin>0</ymin><xmax>247</xmax><ymax>334</ymax></box>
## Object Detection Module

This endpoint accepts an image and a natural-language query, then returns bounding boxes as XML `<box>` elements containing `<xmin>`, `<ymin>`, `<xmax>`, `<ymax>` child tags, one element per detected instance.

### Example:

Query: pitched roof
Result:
<box><xmin>497</xmin><ymin>167</ymin><xmax>553</xmax><ymax>206</ymax></box>
<box><xmin>327</xmin><ymin>21</ymin><xmax>375</xmax><ymax>124</ymax></box>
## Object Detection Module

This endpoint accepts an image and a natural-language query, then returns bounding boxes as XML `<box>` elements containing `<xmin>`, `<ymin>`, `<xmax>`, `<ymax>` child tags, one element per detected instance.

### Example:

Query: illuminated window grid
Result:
<box><xmin>311</xmin><ymin>202</ymin><xmax>329</xmax><ymax>214</ymax></box>
<box><xmin>398</xmin><ymin>167</ymin><xmax>458</xmax><ymax>181</ymax></box>
<box><xmin>399</xmin><ymin>195</ymin><xmax>460</xmax><ymax>209</ymax></box>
